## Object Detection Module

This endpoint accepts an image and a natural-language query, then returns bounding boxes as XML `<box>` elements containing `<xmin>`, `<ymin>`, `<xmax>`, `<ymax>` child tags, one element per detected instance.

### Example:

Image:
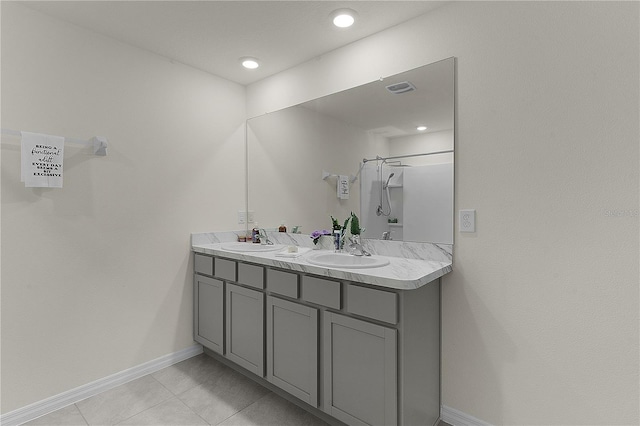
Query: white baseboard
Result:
<box><xmin>441</xmin><ymin>405</ymin><xmax>493</xmax><ymax>426</ymax></box>
<box><xmin>0</xmin><ymin>344</ymin><xmax>203</xmax><ymax>426</ymax></box>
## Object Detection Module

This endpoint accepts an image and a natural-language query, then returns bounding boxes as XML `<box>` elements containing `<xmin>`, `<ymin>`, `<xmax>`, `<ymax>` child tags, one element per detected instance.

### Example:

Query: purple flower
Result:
<box><xmin>310</xmin><ymin>230</ymin><xmax>329</xmax><ymax>238</ymax></box>
<box><xmin>310</xmin><ymin>229</ymin><xmax>331</xmax><ymax>244</ymax></box>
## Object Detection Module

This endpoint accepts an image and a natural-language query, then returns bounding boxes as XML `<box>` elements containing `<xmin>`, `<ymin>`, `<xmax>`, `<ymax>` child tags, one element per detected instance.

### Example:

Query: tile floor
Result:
<box><xmin>24</xmin><ymin>354</ymin><xmax>327</xmax><ymax>426</ymax></box>
<box><xmin>24</xmin><ymin>353</ymin><xmax>450</xmax><ymax>426</ymax></box>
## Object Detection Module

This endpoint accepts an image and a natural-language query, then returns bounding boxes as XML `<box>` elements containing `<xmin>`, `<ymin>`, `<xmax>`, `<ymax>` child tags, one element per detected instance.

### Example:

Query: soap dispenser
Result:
<box><xmin>252</xmin><ymin>223</ymin><xmax>260</xmax><ymax>243</ymax></box>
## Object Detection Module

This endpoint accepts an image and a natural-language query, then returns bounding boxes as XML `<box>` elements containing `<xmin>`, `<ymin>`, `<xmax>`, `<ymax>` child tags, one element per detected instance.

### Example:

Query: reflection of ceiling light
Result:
<box><xmin>417</xmin><ymin>126</ymin><xmax>428</xmax><ymax>131</ymax></box>
<box><xmin>240</xmin><ymin>57</ymin><xmax>260</xmax><ymax>69</ymax></box>
<box><xmin>331</xmin><ymin>9</ymin><xmax>356</xmax><ymax>28</ymax></box>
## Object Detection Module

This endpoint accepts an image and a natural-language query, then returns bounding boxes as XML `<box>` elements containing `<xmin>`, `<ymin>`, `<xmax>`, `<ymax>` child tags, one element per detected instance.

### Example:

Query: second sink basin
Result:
<box><xmin>306</xmin><ymin>252</ymin><xmax>390</xmax><ymax>269</ymax></box>
<box><xmin>221</xmin><ymin>242</ymin><xmax>285</xmax><ymax>253</ymax></box>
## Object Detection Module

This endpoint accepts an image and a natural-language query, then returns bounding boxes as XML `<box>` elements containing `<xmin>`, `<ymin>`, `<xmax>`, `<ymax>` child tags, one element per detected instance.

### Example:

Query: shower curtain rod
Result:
<box><xmin>362</xmin><ymin>150</ymin><xmax>453</xmax><ymax>164</ymax></box>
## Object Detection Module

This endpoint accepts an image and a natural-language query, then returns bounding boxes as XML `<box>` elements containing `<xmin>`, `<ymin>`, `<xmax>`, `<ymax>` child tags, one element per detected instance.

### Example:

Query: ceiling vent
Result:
<box><xmin>385</xmin><ymin>81</ymin><xmax>416</xmax><ymax>94</ymax></box>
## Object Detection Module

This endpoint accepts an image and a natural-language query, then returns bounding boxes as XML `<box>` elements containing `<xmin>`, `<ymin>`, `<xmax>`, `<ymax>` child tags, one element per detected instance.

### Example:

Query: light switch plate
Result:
<box><xmin>459</xmin><ymin>209</ymin><xmax>476</xmax><ymax>232</ymax></box>
<box><xmin>238</xmin><ymin>210</ymin><xmax>255</xmax><ymax>224</ymax></box>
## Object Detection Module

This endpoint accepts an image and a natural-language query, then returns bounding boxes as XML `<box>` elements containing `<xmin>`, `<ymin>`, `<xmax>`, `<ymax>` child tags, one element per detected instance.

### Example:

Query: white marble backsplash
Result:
<box><xmin>361</xmin><ymin>238</ymin><xmax>452</xmax><ymax>263</ymax></box>
<box><xmin>191</xmin><ymin>231</ymin><xmax>245</xmax><ymax>245</ymax></box>
<box><xmin>191</xmin><ymin>231</ymin><xmax>452</xmax><ymax>263</ymax></box>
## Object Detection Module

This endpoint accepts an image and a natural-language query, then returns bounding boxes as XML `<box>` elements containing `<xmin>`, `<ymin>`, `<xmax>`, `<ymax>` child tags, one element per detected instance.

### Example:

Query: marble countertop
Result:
<box><xmin>191</xmin><ymin>241</ymin><xmax>451</xmax><ymax>290</ymax></box>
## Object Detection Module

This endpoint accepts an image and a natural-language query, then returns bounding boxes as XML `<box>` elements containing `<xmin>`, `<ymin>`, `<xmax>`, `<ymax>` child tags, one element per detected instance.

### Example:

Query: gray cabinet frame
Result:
<box><xmin>266</xmin><ymin>295</ymin><xmax>319</xmax><ymax>407</ymax></box>
<box><xmin>225</xmin><ymin>282</ymin><xmax>265</xmax><ymax>376</ymax></box>
<box><xmin>323</xmin><ymin>312</ymin><xmax>397</xmax><ymax>426</ymax></box>
<box><xmin>193</xmin><ymin>274</ymin><xmax>224</xmax><ymax>355</ymax></box>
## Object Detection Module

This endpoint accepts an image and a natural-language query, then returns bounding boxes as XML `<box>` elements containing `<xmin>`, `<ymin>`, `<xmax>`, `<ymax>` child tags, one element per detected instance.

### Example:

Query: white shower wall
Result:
<box><xmin>403</xmin><ymin>163</ymin><xmax>454</xmax><ymax>244</ymax></box>
<box><xmin>359</xmin><ymin>161</ymin><xmax>453</xmax><ymax>244</ymax></box>
<box><xmin>360</xmin><ymin>129</ymin><xmax>454</xmax><ymax>242</ymax></box>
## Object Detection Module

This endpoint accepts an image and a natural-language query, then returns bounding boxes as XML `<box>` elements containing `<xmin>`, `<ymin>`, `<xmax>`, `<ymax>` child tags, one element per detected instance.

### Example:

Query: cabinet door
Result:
<box><xmin>194</xmin><ymin>275</ymin><xmax>224</xmax><ymax>355</ymax></box>
<box><xmin>323</xmin><ymin>312</ymin><xmax>397</xmax><ymax>426</ymax></box>
<box><xmin>225</xmin><ymin>283</ymin><xmax>265</xmax><ymax>376</ymax></box>
<box><xmin>266</xmin><ymin>296</ymin><xmax>318</xmax><ymax>407</ymax></box>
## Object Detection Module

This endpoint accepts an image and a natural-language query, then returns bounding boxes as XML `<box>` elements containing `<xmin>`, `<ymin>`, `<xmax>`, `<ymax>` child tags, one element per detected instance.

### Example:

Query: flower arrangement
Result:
<box><xmin>331</xmin><ymin>215</ymin><xmax>349</xmax><ymax>232</ymax></box>
<box><xmin>312</xmin><ymin>213</ymin><xmax>364</xmax><ymax>247</ymax></box>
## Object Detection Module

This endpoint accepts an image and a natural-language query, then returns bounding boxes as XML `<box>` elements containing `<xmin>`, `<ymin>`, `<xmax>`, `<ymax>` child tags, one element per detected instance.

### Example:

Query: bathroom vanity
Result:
<box><xmin>191</xmin><ymin>233</ymin><xmax>451</xmax><ymax>426</ymax></box>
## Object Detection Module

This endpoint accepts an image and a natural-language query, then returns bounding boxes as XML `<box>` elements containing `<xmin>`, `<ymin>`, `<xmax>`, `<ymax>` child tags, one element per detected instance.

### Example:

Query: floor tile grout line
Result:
<box><xmin>149</xmin><ymin>372</ymin><xmax>180</xmax><ymax>396</ymax></box>
<box><xmin>173</xmin><ymin>396</ymin><xmax>212</xmax><ymax>426</ymax></box>
<box><xmin>74</xmin><ymin>403</ymin><xmax>90</xmax><ymax>426</ymax></box>
<box><xmin>141</xmin><ymin>364</ymin><xmax>220</xmax><ymax>426</ymax></box>
<box><xmin>78</xmin><ymin>373</ymin><xmax>173</xmax><ymax>426</ymax></box>
<box><xmin>111</xmin><ymin>386</ymin><xmax>175</xmax><ymax>426</ymax></box>
<box><xmin>152</xmin><ymin>354</ymin><xmax>211</xmax><ymax>399</ymax></box>
<box><xmin>211</xmin><ymin>391</ymin><xmax>274</xmax><ymax>426</ymax></box>
<box><xmin>208</xmin><ymin>400</ymin><xmax>246</xmax><ymax>426</ymax></box>
<box><xmin>172</xmin><ymin>387</ymin><xmax>219</xmax><ymax>426</ymax></box>
<box><xmin>116</xmin><ymin>366</ymin><xmax>205</xmax><ymax>425</ymax></box>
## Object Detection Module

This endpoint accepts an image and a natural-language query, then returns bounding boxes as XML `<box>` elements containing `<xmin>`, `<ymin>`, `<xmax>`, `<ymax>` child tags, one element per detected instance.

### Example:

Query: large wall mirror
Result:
<box><xmin>247</xmin><ymin>57</ymin><xmax>454</xmax><ymax>244</ymax></box>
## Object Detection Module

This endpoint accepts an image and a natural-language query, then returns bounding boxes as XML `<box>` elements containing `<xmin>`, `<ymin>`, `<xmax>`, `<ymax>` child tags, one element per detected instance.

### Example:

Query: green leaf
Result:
<box><xmin>331</xmin><ymin>216</ymin><xmax>341</xmax><ymax>231</ymax></box>
<box><xmin>350</xmin><ymin>212</ymin><xmax>360</xmax><ymax>235</ymax></box>
<box><xmin>342</xmin><ymin>216</ymin><xmax>350</xmax><ymax>233</ymax></box>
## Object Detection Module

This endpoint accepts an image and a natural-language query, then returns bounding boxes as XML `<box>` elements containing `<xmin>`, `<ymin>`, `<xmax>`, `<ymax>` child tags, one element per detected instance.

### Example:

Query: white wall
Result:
<box><xmin>248</xmin><ymin>2</ymin><xmax>639</xmax><ymax>424</ymax></box>
<box><xmin>1</xmin><ymin>3</ymin><xmax>245</xmax><ymax>413</ymax></box>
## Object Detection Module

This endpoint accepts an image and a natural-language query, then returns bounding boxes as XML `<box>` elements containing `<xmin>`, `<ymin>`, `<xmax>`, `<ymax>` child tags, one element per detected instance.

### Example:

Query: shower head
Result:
<box><xmin>383</xmin><ymin>172</ymin><xmax>395</xmax><ymax>189</ymax></box>
<box><xmin>384</xmin><ymin>160</ymin><xmax>410</xmax><ymax>167</ymax></box>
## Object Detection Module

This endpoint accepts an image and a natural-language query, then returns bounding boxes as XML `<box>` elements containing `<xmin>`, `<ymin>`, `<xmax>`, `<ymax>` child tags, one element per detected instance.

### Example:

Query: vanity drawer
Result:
<box><xmin>238</xmin><ymin>263</ymin><xmax>265</xmax><ymax>289</ymax></box>
<box><xmin>214</xmin><ymin>258</ymin><xmax>236</xmax><ymax>281</ymax></box>
<box><xmin>266</xmin><ymin>269</ymin><xmax>299</xmax><ymax>298</ymax></box>
<box><xmin>194</xmin><ymin>254</ymin><xmax>213</xmax><ymax>276</ymax></box>
<box><xmin>346</xmin><ymin>284</ymin><xmax>397</xmax><ymax>324</ymax></box>
<box><xmin>301</xmin><ymin>276</ymin><xmax>341</xmax><ymax>309</ymax></box>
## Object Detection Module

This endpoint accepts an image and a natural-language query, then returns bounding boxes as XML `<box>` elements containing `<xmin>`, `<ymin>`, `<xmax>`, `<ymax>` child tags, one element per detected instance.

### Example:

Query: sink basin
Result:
<box><xmin>221</xmin><ymin>242</ymin><xmax>285</xmax><ymax>253</ymax></box>
<box><xmin>306</xmin><ymin>252</ymin><xmax>390</xmax><ymax>269</ymax></box>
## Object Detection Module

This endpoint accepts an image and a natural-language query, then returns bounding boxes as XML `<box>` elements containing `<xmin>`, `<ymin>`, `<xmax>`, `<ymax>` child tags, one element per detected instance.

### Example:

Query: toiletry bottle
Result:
<box><xmin>252</xmin><ymin>223</ymin><xmax>260</xmax><ymax>243</ymax></box>
<box><xmin>278</xmin><ymin>221</ymin><xmax>287</xmax><ymax>232</ymax></box>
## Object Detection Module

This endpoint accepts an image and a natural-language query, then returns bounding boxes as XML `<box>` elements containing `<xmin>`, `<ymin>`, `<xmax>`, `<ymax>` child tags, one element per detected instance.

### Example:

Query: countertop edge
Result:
<box><xmin>192</xmin><ymin>244</ymin><xmax>451</xmax><ymax>290</ymax></box>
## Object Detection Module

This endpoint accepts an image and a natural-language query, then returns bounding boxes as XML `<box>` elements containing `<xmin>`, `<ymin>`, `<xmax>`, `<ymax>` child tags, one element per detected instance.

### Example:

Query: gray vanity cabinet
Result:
<box><xmin>225</xmin><ymin>282</ymin><xmax>265</xmax><ymax>376</ymax></box>
<box><xmin>193</xmin><ymin>253</ymin><xmax>441</xmax><ymax>426</ymax></box>
<box><xmin>193</xmin><ymin>274</ymin><xmax>224</xmax><ymax>355</ymax></box>
<box><xmin>323</xmin><ymin>312</ymin><xmax>397</xmax><ymax>426</ymax></box>
<box><xmin>266</xmin><ymin>295</ymin><xmax>319</xmax><ymax>407</ymax></box>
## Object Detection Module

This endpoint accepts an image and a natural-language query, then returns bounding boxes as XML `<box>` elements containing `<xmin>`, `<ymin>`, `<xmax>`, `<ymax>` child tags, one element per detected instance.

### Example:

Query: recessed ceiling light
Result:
<box><xmin>240</xmin><ymin>57</ymin><xmax>260</xmax><ymax>69</ymax></box>
<box><xmin>417</xmin><ymin>126</ymin><xmax>428</xmax><ymax>131</ymax></box>
<box><xmin>331</xmin><ymin>9</ymin><xmax>357</xmax><ymax>28</ymax></box>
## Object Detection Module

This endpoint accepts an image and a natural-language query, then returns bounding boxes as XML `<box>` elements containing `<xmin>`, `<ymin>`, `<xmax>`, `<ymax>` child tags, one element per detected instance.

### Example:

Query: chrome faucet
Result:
<box><xmin>381</xmin><ymin>231</ymin><xmax>391</xmax><ymax>240</ymax></box>
<box><xmin>258</xmin><ymin>229</ymin><xmax>273</xmax><ymax>245</ymax></box>
<box><xmin>348</xmin><ymin>236</ymin><xmax>370</xmax><ymax>256</ymax></box>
